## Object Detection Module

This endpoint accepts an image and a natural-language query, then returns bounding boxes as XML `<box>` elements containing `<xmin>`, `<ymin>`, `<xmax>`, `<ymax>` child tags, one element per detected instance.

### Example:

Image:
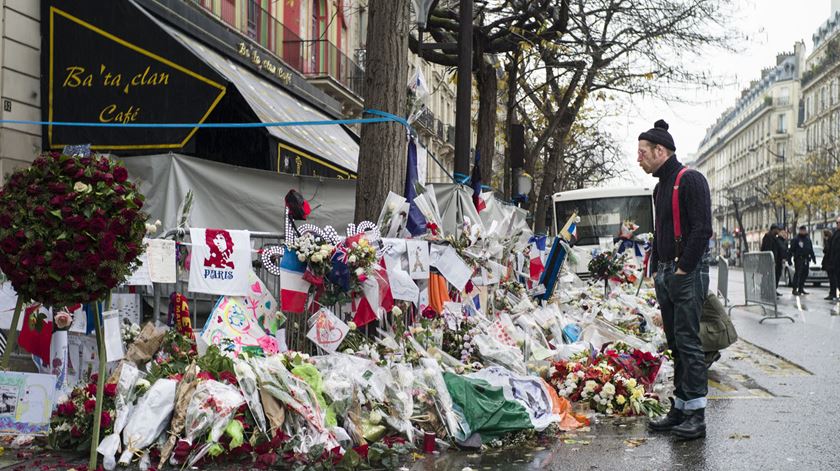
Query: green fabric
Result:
<box><xmin>291</xmin><ymin>364</ymin><xmax>337</xmax><ymax>427</ymax></box>
<box><xmin>443</xmin><ymin>372</ymin><xmax>533</xmax><ymax>443</ymax></box>
<box><xmin>700</xmin><ymin>293</ymin><xmax>738</xmax><ymax>352</ymax></box>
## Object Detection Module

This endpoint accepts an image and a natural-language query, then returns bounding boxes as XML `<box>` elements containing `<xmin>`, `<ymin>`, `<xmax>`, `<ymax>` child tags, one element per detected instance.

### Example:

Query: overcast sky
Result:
<box><xmin>607</xmin><ymin>0</ymin><xmax>833</xmax><ymax>186</ymax></box>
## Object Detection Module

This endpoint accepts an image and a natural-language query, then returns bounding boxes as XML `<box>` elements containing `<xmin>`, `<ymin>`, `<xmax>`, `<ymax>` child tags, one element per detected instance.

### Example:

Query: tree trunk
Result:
<box><xmin>476</xmin><ymin>58</ymin><xmax>497</xmax><ymax>187</ymax></box>
<box><xmin>354</xmin><ymin>0</ymin><xmax>410</xmax><ymax>222</ymax></box>
<box><xmin>503</xmin><ymin>49</ymin><xmax>520</xmax><ymax>200</ymax></box>
<box><xmin>532</xmin><ymin>69</ymin><xmax>594</xmax><ymax>234</ymax></box>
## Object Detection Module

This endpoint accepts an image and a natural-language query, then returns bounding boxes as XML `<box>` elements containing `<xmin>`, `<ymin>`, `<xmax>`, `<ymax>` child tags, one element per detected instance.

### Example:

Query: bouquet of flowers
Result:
<box><xmin>547</xmin><ymin>349</ymin><xmax>665</xmax><ymax>417</ymax></box>
<box><xmin>587</xmin><ymin>251</ymin><xmax>624</xmax><ymax>282</ymax></box>
<box><xmin>50</xmin><ymin>374</ymin><xmax>117</xmax><ymax>450</ymax></box>
<box><xmin>0</xmin><ymin>152</ymin><xmax>147</xmax><ymax>306</ymax></box>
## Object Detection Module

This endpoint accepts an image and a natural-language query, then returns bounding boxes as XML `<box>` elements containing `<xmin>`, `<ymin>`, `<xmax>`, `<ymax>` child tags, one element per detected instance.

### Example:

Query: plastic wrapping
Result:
<box><xmin>473</xmin><ymin>334</ymin><xmax>527</xmax><ymax>375</ymax></box>
<box><xmin>416</xmin><ymin>358</ymin><xmax>463</xmax><ymax>440</ymax></box>
<box><xmin>118</xmin><ymin>379</ymin><xmax>178</xmax><ymax>465</ymax></box>
<box><xmin>182</xmin><ymin>380</ymin><xmax>245</xmax><ymax>447</ymax></box>
<box><xmin>234</xmin><ymin>359</ymin><xmax>268</xmax><ymax>434</ymax></box>
<box><xmin>97</xmin><ymin>362</ymin><xmax>142</xmax><ymax>470</ymax></box>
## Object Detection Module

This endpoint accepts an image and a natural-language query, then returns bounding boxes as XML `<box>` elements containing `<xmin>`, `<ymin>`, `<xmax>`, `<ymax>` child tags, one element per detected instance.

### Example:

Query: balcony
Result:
<box><xmin>193</xmin><ymin>0</ymin><xmax>364</xmax><ymax>110</ymax></box>
<box><xmin>284</xmin><ymin>40</ymin><xmax>365</xmax><ymax>109</ymax></box>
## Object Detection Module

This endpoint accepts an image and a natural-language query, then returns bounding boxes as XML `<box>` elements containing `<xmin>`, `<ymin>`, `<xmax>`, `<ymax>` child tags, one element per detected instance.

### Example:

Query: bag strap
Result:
<box><xmin>672</xmin><ymin>168</ymin><xmax>689</xmax><ymax>250</ymax></box>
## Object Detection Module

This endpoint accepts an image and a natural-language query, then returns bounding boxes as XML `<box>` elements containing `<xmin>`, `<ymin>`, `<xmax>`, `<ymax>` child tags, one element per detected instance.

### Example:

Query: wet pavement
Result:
<box><xmin>3</xmin><ymin>268</ymin><xmax>838</xmax><ymax>470</ymax></box>
<box><xmin>412</xmin><ymin>268</ymin><xmax>840</xmax><ymax>470</ymax></box>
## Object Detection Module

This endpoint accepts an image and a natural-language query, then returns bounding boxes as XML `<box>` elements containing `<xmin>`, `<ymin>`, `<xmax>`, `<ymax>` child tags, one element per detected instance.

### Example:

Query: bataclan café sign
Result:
<box><xmin>43</xmin><ymin>3</ymin><xmax>227</xmax><ymax>151</ymax></box>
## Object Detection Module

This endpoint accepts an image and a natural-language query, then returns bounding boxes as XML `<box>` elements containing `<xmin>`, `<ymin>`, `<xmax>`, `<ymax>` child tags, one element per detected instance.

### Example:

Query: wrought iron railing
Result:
<box><xmin>193</xmin><ymin>0</ymin><xmax>364</xmax><ymax>97</ymax></box>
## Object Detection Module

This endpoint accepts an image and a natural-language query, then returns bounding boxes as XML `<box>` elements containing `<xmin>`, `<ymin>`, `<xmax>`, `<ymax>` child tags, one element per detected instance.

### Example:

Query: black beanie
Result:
<box><xmin>638</xmin><ymin>119</ymin><xmax>676</xmax><ymax>152</ymax></box>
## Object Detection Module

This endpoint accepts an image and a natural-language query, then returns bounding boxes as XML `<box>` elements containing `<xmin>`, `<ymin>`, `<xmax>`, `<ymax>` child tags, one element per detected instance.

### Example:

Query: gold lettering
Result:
<box><xmin>124</xmin><ymin>66</ymin><xmax>170</xmax><ymax>94</ymax></box>
<box><xmin>62</xmin><ymin>66</ymin><xmax>93</xmax><ymax>88</ymax></box>
<box><xmin>238</xmin><ymin>42</ymin><xmax>248</xmax><ymax>56</ymax></box>
<box><xmin>99</xmin><ymin>104</ymin><xmax>140</xmax><ymax>124</ymax></box>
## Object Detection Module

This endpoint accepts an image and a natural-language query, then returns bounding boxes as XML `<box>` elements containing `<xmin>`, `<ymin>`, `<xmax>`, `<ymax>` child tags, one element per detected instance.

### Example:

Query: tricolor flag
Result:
<box><xmin>353</xmin><ymin>263</ymin><xmax>394</xmax><ymax>327</ymax></box>
<box><xmin>279</xmin><ymin>249</ymin><xmax>311</xmax><ymax>314</ymax></box>
<box><xmin>529</xmin><ymin>235</ymin><xmax>548</xmax><ymax>282</ymax></box>
<box><xmin>470</xmin><ymin>150</ymin><xmax>487</xmax><ymax>213</ymax></box>
<box><xmin>559</xmin><ymin>213</ymin><xmax>579</xmax><ymax>242</ymax></box>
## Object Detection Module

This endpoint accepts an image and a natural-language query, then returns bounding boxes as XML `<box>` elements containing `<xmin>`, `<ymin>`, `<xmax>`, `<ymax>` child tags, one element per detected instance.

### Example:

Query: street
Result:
<box><xmin>410</xmin><ymin>267</ymin><xmax>840</xmax><ymax>471</ymax></box>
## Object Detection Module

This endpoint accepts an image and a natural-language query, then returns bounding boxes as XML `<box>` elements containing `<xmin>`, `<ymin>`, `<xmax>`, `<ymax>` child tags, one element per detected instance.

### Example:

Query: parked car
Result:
<box><xmin>783</xmin><ymin>246</ymin><xmax>829</xmax><ymax>287</ymax></box>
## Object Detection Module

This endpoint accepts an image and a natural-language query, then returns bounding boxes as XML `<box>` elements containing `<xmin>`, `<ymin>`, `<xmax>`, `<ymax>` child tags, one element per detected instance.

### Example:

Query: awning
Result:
<box><xmin>154</xmin><ymin>19</ymin><xmax>360</xmax><ymax>174</ymax></box>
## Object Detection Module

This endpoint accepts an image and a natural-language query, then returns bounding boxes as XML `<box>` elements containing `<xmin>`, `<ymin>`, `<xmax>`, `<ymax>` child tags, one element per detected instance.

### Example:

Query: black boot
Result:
<box><xmin>649</xmin><ymin>398</ymin><xmax>685</xmax><ymax>432</ymax></box>
<box><xmin>672</xmin><ymin>408</ymin><xmax>706</xmax><ymax>440</ymax></box>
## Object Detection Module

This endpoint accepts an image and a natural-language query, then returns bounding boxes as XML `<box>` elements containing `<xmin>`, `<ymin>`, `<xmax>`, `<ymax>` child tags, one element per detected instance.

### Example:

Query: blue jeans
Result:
<box><xmin>655</xmin><ymin>257</ymin><xmax>710</xmax><ymax>410</ymax></box>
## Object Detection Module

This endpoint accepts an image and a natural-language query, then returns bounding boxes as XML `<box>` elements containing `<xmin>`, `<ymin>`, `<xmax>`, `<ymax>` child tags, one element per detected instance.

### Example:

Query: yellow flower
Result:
<box><xmin>616</xmin><ymin>395</ymin><xmax>626</xmax><ymax>405</ymax></box>
<box><xmin>631</xmin><ymin>387</ymin><xmax>643</xmax><ymax>400</ymax></box>
<box><xmin>359</xmin><ymin>238</ymin><xmax>369</xmax><ymax>247</ymax></box>
<box><xmin>626</xmin><ymin>378</ymin><xmax>637</xmax><ymax>389</ymax></box>
<box><xmin>73</xmin><ymin>181</ymin><xmax>91</xmax><ymax>193</ymax></box>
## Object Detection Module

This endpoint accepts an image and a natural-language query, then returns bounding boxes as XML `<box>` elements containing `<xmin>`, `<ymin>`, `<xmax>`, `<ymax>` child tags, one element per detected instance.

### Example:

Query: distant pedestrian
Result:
<box><xmin>638</xmin><ymin>119</ymin><xmax>712</xmax><ymax>440</ymax></box>
<box><xmin>824</xmin><ymin>218</ymin><xmax>840</xmax><ymax>300</ymax></box>
<box><xmin>760</xmin><ymin>224</ymin><xmax>784</xmax><ymax>296</ymax></box>
<box><xmin>789</xmin><ymin>226</ymin><xmax>816</xmax><ymax>296</ymax></box>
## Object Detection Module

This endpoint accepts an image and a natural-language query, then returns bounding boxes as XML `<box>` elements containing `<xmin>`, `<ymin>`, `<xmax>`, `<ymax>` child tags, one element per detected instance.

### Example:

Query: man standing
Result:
<box><xmin>789</xmin><ymin>226</ymin><xmax>816</xmax><ymax>296</ymax></box>
<box><xmin>638</xmin><ymin>120</ymin><xmax>712</xmax><ymax>440</ymax></box>
<box><xmin>825</xmin><ymin>218</ymin><xmax>840</xmax><ymax>300</ymax></box>
<box><xmin>760</xmin><ymin>224</ymin><xmax>784</xmax><ymax>296</ymax></box>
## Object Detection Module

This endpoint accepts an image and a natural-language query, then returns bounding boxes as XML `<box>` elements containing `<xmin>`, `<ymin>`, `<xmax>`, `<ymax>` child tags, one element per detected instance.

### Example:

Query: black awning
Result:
<box><xmin>42</xmin><ymin>0</ymin><xmax>228</xmax><ymax>151</ymax></box>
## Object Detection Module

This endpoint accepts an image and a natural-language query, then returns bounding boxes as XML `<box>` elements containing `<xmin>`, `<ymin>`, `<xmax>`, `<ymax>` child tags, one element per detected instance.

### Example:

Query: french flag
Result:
<box><xmin>279</xmin><ymin>249</ymin><xmax>311</xmax><ymax>314</ymax></box>
<box><xmin>353</xmin><ymin>261</ymin><xmax>394</xmax><ymax>327</ymax></box>
<box><xmin>529</xmin><ymin>235</ymin><xmax>547</xmax><ymax>282</ymax></box>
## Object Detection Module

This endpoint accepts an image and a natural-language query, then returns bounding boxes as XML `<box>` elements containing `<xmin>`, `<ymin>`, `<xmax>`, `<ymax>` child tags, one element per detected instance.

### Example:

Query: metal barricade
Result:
<box><xmin>716</xmin><ymin>255</ymin><xmax>730</xmax><ymax>306</ymax></box>
<box><xmin>140</xmin><ymin>229</ymin><xmax>355</xmax><ymax>355</ymax></box>
<box><xmin>728</xmin><ymin>251</ymin><xmax>794</xmax><ymax>323</ymax></box>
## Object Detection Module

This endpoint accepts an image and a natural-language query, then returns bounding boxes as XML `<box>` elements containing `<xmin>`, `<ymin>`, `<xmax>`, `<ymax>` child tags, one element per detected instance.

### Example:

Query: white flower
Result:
<box><xmin>602</xmin><ymin>383</ymin><xmax>616</xmax><ymax>396</ymax></box>
<box><xmin>392</xmin><ymin>306</ymin><xmax>402</xmax><ymax>316</ymax></box>
<box><xmin>311</xmin><ymin>254</ymin><xmax>322</xmax><ymax>263</ymax></box>
<box><xmin>355</xmin><ymin>267</ymin><xmax>365</xmax><ymax>276</ymax></box>
<box><xmin>297</xmin><ymin>254</ymin><xmax>306</xmax><ymax>262</ymax></box>
<box><xmin>576</xmin><ymin>370</ymin><xmax>585</xmax><ymax>378</ymax></box>
<box><xmin>348</xmin><ymin>255</ymin><xmax>358</xmax><ymax>264</ymax></box>
<box><xmin>626</xmin><ymin>378</ymin><xmax>637</xmax><ymax>388</ymax></box>
<box><xmin>548</xmin><ymin>366</ymin><xmax>557</xmax><ymax>377</ymax></box>
<box><xmin>348</xmin><ymin>321</ymin><xmax>357</xmax><ymax>331</ymax></box>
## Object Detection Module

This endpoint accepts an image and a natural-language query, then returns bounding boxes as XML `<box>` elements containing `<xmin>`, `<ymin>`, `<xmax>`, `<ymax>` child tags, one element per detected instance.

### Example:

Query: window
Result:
<box><xmin>777</xmin><ymin>114</ymin><xmax>787</xmax><ymax>133</ymax></box>
<box><xmin>247</xmin><ymin>0</ymin><xmax>260</xmax><ymax>40</ymax></box>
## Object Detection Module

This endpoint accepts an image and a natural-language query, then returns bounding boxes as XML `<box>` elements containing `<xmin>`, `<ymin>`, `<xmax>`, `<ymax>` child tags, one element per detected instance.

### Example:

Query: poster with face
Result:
<box><xmin>188</xmin><ymin>228</ymin><xmax>251</xmax><ymax>296</ymax></box>
<box><xmin>306</xmin><ymin>308</ymin><xmax>349</xmax><ymax>354</ymax></box>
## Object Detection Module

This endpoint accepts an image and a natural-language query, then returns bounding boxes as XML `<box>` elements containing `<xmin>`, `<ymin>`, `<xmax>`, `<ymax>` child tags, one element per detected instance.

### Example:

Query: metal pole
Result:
<box><xmin>453</xmin><ymin>0</ymin><xmax>473</xmax><ymax>178</ymax></box>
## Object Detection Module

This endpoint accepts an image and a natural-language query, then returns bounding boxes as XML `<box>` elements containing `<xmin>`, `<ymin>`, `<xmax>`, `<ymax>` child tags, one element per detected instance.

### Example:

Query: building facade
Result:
<box><xmin>0</xmin><ymin>0</ymin><xmax>368</xmax><ymax>184</ymax></box>
<box><xmin>695</xmin><ymin>43</ymin><xmax>806</xmax><ymax>254</ymax></box>
<box><xmin>802</xmin><ymin>5</ymin><xmax>840</xmax><ymax>232</ymax></box>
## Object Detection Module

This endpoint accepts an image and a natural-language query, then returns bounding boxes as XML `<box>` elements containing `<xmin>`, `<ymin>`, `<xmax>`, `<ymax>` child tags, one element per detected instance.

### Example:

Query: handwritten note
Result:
<box><xmin>146</xmin><ymin>239</ymin><xmax>176</xmax><ymax>283</ymax></box>
<box><xmin>102</xmin><ymin>310</ymin><xmax>124</xmax><ymax>363</ymax></box>
<box><xmin>430</xmin><ymin>245</ymin><xmax>473</xmax><ymax>292</ymax></box>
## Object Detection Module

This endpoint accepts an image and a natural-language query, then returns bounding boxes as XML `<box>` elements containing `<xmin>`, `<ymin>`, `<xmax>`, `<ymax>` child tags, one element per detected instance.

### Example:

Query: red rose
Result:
<box><xmin>0</xmin><ymin>237</ymin><xmax>19</xmax><ymax>253</ymax></box>
<box><xmin>352</xmin><ymin>444</ymin><xmax>369</xmax><ymax>460</ymax></box>
<box><xmin>97</xmin><ymin>159</ymin><xmax>111</xmax><ymax>172</ymax></box>
<box><xmin>133</xmin><ymin>197</ymin><xmax>143</xmax><ymax>209</ymax></box>
<box><xmin>257</xmin><ymin>452</ymin><xmax>277</xmax><ymax>467</ymax></box>
<box><xmin>49</xmin><ymin>195</ymin><xmax>63</xmax><ymax>206</ymax></box>
<box><xmin>75</xmin><ymin>238</ymin><xmax>91</xmax><ymax>252</ymax></box>
<box><xmin>70</xmin><ymin>426</ymin><xmax>83</xmax><ymax>438</ymax></box>
<box><xmin>0</xmin><ymin>213</ymin><xmax>11</xmax><ymax>227</ymax></box>
<box><xmin>196</xmin><ymin>371</ymin><xmax>215</xmax><ymax>381</ymax></box>
<box><xmin>27</xmin><ymin>184</ymin><xmax>40</xmax><ymax>196</ymax></box>
<box><xmin>74</xmin><ymin>168</ymin><xmax>85</xmax><ymax>179</ymax></box>
<box><xmin>55</xmin><ymin>240</ymin><xmax>72</xmax><ymax>252</ymax></box>
<box><xmin>84</xmin><ymin>253</ymin><xmax>101</xmax><ymax>266</ymax></box>
<box><xmin>101</xmin><ymin>410</ymin><xmax>112</xmax><ymax>428</ymax></box>
<box><xmin>102</xmin><ymin>173</ymin><xmax>114</xmax><ymax>184</ymax></box>
<box><xmin>100</xmin><ymin>233</ymin><xmax>116</xmax><ymax>253</ymax></box>
<box><xmin>218</xmin><ymin>371</ymin><xmax>238</xmax><ymax>385</ymax></box>
<box><xmin>113</xmin><ymin>167</ymin><xmax>128</xmax><ymax>183</ymax></box>
<box><xmin>64</xmin><ymin>215</ymin><xmax>88</xmax><ymax>230</ymax></box>
<box><xmin>114</xmin><ymin>185</ymin><xmax>126</xmax><ymax>195</ymax></box>
<box><xmin>97</xmin><ymin>267</ymin><xmax>112</xmax><ymax>280</ymax></box>
<box><xmin>88</xmin><ymin>216</ymin><xmax>107</xmax><ymax>233</ymax></box>
<box><xmin>84</xmin><ymin>399</ymin><xmax>96</xmax><ymax>413</ymax></box>
<box><xmin>86</xmin><ymin>383</ymin><xmax>97</xmax><ymax>396</ymax></box>
<box><xmin>173</xmin><ymin>440</ymin><xmax>192</xmax><ymax>463</ymax></box>
<box><xmin>104</xmin><ymin>383</ymin><xmax>117</xmax><ymax>397</ymax></box>
<box><xmin>52</xmin><ymin>260</ymin><xmax>72</xmax><ymax>277</ymax></box>
<box><xmin>62</xmin><ymin>163</ymin><xmax>78</xmax><ymax>177</ymax></box>
<box><xmin>80</xmin><ymin>156</ymin><xmax>92</xmax><ymax>166</ymax></box>
<box><xmin>33</xmin><ymin>157</ymin><xmax>47</xmax><ymax>168</ymax></box>
<box><xmin>33</xmin><ymin>206</ymin><xmax>46</xmax><ymax>217</ymax></box>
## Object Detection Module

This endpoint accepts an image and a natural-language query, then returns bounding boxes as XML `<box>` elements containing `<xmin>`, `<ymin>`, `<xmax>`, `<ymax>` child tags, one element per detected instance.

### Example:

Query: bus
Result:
<box><xmin>552</xmin><ymin>186</ymin><xmax>655</xmax><ymax>276</ymax></box>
